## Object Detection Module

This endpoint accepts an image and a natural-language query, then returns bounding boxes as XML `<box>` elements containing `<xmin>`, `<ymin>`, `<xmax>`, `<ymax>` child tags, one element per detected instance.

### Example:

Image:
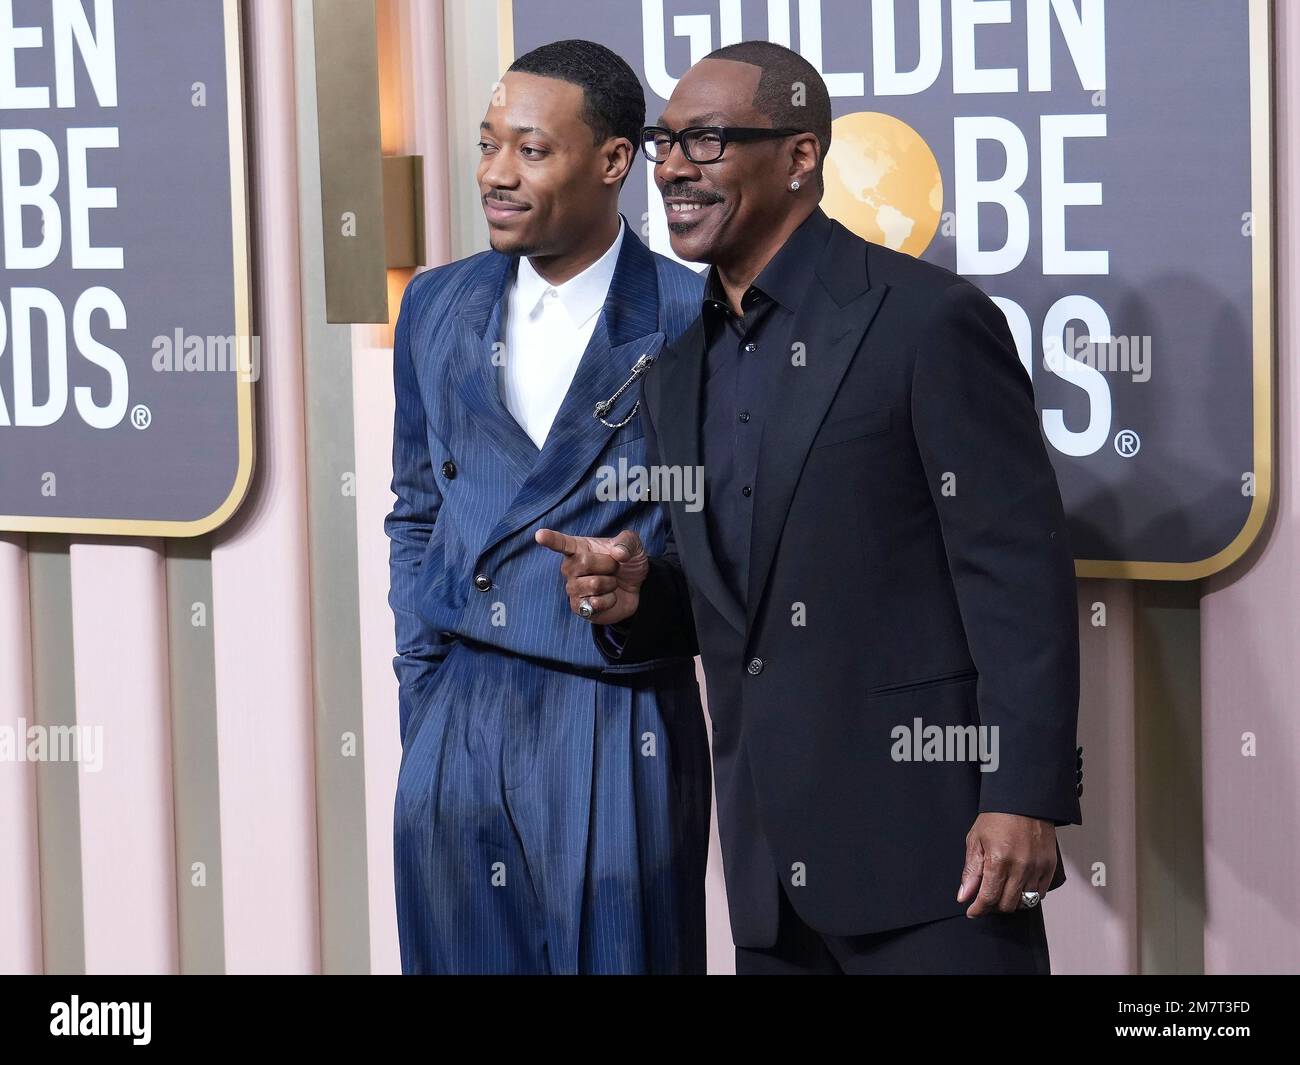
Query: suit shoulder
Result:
<box><xmin>863</xmin><ymin>243</ymin><xmax>1004</xmax><ymax>332</ymax></box>
<box><xmin>403</xmin><ymin>249</ymin><xmax>499</xmax><ymax>311</ymax></box>
<box><xmin>864</xmin><ymin>241</ymin><xmax>971</xmax><ymax>297</ymax></box>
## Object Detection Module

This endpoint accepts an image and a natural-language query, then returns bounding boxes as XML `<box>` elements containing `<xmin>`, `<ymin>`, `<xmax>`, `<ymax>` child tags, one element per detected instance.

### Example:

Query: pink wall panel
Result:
<box><xmin>1046</xmin><ymin>581</ymin><xmax>1140</xmax><ymax>974</ymax></box>
<box><xmin>207</xmin><ymin>0</ymin><xmax>320</xmax><ymax>974</ymax></box>
<box><xmin>69</xmin><ymin>540</ymin><xmax>178</xmax><ymax>973</ymax></box>
<box><xmin>0</xmin><ymin>536</ymin><xmax>42</xmax><ymax>975</ymax></box>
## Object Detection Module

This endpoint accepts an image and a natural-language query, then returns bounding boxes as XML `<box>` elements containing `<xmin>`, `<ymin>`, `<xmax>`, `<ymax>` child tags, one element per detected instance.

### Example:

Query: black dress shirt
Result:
<box><xmin>698</xmin><ymin>206</ymin><xmax>835</xmax><ymax>607</ymax></box>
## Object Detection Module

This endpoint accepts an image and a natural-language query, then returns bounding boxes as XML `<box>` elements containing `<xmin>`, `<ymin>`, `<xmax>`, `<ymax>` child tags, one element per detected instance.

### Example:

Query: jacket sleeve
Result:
<box><xmin>593</xmin><ymin>368</ymin><xmax>699</xmax><ymax>665</ymax></box>
<box><xmin>910</xmin><ymin>281</ymin><xmax>1082</xmax><ymax>827</ymax></box>
<box><xmin>384</xmin><ymin>277</ymin><xmax>453</xmax><ymax>743</ymax></box>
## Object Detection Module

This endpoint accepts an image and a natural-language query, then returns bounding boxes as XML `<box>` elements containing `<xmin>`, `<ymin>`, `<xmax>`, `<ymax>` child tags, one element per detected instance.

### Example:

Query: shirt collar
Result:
<box><xmin>701</xmin><ymin>206</ymin><xmax>834</xmax><ymax>316</ymax></box>
<box><xmin>515</xmin><ymin>215</ymin><xmax>625</xmax><ymax>327</ymax></box>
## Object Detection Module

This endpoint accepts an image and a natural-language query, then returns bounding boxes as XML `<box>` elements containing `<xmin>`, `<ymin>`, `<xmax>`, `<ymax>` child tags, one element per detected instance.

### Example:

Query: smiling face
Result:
<box><xmin>477</xmin><ymin>71</ymin><xmax>630</xmax><ymax>262</ymax></box>
<box><xmin>653</xmin><ymin>58</ymin><xmax>797</xmax><ymax>269</ymax></box>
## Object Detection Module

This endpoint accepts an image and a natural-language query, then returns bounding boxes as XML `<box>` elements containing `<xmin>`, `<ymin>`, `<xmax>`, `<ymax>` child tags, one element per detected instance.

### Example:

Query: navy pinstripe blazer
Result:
<box><xmin>385</xmin><ymin>220</ymin><xmax>704</xmax><ymax>741</ymax></box>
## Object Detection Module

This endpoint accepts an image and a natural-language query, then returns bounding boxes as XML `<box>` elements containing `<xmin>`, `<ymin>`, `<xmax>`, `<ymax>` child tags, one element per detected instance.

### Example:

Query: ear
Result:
<box><xmin>788</xmin><ymin>131</ymin><xmax>820</xmax><ymax>187</ymax></box>
<box><xmin>602</xmin><ymin>137</ymin><xmax>635</xmax><ymax>187</ymax></box>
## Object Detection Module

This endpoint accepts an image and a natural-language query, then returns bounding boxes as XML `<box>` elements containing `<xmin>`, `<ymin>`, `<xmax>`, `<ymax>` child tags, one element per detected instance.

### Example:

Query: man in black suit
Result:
<box><xmin>538</xmin><ymin>41</ymin><xmax>1082</xmax><ymax>974</ymax></box>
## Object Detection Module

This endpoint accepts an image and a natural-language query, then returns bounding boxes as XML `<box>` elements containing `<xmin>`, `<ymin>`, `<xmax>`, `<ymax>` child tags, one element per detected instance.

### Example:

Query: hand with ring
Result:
<box><xmin>957</xmin><ymin>812</ymin><xmax>1058</xmax><ymax>917</ymax></box>
<box><xmin>535</xmin><ymin>528</ymin><xmax>649</xmax><ymax>626</ymax></box>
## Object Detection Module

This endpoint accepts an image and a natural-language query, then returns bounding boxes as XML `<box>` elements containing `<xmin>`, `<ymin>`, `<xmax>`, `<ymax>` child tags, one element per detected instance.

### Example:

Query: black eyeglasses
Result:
<box><xmin>640</xmin><ymin>125</ymin><xmax>804</xmax><ymax>164</ymax></box>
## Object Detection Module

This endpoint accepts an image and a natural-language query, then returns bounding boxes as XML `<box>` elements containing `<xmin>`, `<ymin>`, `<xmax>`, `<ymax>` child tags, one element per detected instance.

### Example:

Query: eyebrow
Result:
<box><xmin>479</xmin><ymin>121</ymin><xmax>553</xmax><ymax>137</ymax></box>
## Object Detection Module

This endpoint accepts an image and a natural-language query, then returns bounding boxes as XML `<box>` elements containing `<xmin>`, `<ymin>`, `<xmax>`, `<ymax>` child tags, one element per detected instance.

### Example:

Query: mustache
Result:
<box><xmin>483</xmin><ymin>191</ymin><xmax>529</xmax><ymax>207</ymax></box>
<box><xmin>659</xmin><ymin>184</ymin><xmax>723</xmax><ymax>204</ymax></box>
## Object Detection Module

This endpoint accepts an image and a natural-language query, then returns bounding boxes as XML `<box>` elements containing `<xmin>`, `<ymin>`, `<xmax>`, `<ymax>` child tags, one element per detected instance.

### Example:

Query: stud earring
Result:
<box><xmin>789</xmin><ymin>180</ymin><xmax>801</xmax><ymax>191</ymax></box>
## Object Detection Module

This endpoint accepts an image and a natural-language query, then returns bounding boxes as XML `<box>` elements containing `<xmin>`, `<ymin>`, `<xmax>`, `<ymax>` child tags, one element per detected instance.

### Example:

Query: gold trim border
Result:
<box><xmin>0</xmin><ymin>0</ymin><xmax>256</xmax><ymax>537</ymax></box>
<box><xmin>496</xmin><ymin>0</ymin><xmax>1275</xmax><ymax>581</ymax></box>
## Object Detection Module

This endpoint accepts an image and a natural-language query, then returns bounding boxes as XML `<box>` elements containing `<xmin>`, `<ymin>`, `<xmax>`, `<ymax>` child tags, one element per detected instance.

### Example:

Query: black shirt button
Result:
<box><xmin>473</xmin><ymin>573</ymin><xmax>492</xmax><ymax>592</ymax></box>
<box><xmin>747</xmin><ymin>657</ymin><xmax>764</xmax><ymax>675</ymax></box>
<box><xmin>441</xmin><ymin>460</ymin><xmax>457</xmax><ymax>479</ymax></box>
<box><xmin>738</xmin><ymin>410</ymin><xmax>750</xmax><ymax>423</ymax></box>
<box><xmin>742</xmin><ymin>485</ymin><xmax>752</xmax><ymax>497</ymax></box>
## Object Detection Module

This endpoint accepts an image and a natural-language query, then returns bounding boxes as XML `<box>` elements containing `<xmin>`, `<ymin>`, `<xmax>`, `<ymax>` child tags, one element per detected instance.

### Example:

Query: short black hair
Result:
<box><xmin>508</xmin><ymin>40</ymin><xmax>644</xmax><ymax>183</ymax></box>
<box><xmin>706</xmin><ymin>41</ymin><xmax>832</xmax><ymax>184</ymax></box>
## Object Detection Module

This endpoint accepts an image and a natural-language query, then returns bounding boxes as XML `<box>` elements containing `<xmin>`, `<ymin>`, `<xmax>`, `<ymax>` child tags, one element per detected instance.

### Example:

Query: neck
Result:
<box><xmin>715</xmin><ymin>203</ymin><xmax>816</xmax><ymax>315</ymax></box>
<box><xmin>527</xmin><ymin>212</ymin><xmax>621</xmax><ymax>286</ymax></box>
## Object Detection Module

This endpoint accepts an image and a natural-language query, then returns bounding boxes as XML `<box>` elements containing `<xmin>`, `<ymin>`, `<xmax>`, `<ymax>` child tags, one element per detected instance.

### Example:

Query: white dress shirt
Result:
<box><xmin>499</xmin><ymin>217</ymin><xmax>625</xmax><ymax>449</ymax></box>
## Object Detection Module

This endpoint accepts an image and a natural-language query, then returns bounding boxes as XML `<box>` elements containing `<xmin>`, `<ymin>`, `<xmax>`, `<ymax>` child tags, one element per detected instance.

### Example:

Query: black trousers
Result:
<box><xmin>736</xmin><ymin>881</ymin><xmax>1051</xmax><ymax>975</ymax></box>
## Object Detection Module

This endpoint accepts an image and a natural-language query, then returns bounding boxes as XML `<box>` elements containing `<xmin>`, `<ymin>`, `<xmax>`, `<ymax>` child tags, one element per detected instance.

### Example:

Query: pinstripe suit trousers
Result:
<box><xmin>394</xmin><ymin>639</ymin><xmax>709</xmax><ymax>973</ymax></box>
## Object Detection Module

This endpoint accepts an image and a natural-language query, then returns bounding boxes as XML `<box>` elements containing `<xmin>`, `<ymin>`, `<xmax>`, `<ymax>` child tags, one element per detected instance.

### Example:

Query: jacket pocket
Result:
<box><xmin>866</xmin><ymin>666</ymin><xmax>978</xmax><ymax>697</ymax></box>
<box><xmin>811</xmin><ymin>406</ymin><xmax>891</xmax><ymax>449</ymax></box>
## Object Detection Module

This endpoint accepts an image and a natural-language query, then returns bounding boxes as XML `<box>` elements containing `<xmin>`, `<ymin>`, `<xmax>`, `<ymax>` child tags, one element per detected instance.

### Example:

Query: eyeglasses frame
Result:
<box><xmin>639</xmin><ymin>124</ymin><xmax>806</xmax><ymax>164</ymax></box>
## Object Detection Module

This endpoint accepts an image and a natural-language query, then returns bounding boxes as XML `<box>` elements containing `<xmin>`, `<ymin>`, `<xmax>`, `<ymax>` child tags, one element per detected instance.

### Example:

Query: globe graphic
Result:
<box><xmin>822</xmin><ymin>111</ymin><xmax>944</xmax><ymax>257</ymax></box>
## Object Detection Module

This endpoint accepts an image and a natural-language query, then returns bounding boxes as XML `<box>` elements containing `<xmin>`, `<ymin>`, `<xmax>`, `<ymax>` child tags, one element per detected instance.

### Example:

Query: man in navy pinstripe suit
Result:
<box><xmin>385</xmin><ymin>41</ymin><xmax>709</xmax><ymax>974</ymax></box>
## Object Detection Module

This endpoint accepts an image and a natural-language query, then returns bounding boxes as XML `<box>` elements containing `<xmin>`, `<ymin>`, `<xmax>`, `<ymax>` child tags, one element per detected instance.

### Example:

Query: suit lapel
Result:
<box><xmin>654</xmin><ymin>317</ymin><xmax>747</xmax><ymax>635</ymax></box>
<box><xmin>745</xmin><ymin>222</ymin><xmax>890</xmax><ymax>628</ymax></box>
<box><xmin>452</xmin><ymin>253</ymin><xmax>540</xmax><ymax>484</ymax></box>
<box><xmin>477</xmin><ymin>223</ymin><xmax>667</xmax><ymax>557</ymax></box>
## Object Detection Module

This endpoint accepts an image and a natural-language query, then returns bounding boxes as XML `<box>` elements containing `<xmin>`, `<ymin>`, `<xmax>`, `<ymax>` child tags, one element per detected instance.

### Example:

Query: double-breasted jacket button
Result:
<box><xmin>441</xmin><ymin>460</ymin><xmax>457</xmax><ymax>479</ymax></box>
<box><xmin>473</xmin><ymin>573</ymin><xmax>492</xmax><ymax>592</ymax></box>
<box><xmin>747</xmin><ymin>657</ymin><xmax>764</xmax><ymax>675</ymax></box>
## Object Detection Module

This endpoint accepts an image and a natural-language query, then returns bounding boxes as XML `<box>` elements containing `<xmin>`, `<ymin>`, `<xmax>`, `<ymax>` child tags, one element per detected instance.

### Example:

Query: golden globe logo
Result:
<box><xmin>822</xmin><ymin>111</ymin><xmax>944</xmax><ymax>257</ymax></box>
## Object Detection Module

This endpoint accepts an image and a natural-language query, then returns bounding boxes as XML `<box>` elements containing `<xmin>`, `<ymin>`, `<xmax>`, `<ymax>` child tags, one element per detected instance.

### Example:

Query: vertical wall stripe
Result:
<box><xmin>0</xmin><ymin>534</ymin><xmax>42</xmax><ymax>974</ymax></box>
<box><xmin>1201</xmin><ymin>1</ymin><xmax>1298</xmax><ymax>976</ymax></box>
<box><xmin>697</xmin><ymin>659</ymin><xmax>734</xmax><ymax>976</ymax></box>
<box><xmin>1045</xmin><ymin>580</ymin><xmax>1140</xmax><ymax>974</ymax></box>
<box><xmin>353</xmin><ymin>328</ymin><xmax>403</xmax><ymax>976</ymax></box>
<box><xmin>165</xmin><ymin>538</ymin><xmax>226</xmax><ymax>974</ymax></box>
<box><xmin>209</xmin><ymin>0</ymin><xmax>321</xmax><ymax>973</ymax></box>
<box><xmin>292</xmin><ymin>0</ymin><xmax>371</xmax><ymax>975</ymax></box>
<box><xmin>1135</xmin><ymin>582</ymin><xmax>1205</xmax><ymax>974</ymax></box>
<box><xmin>443</xmin><ymin>0</ymin><xmax>499</xmax><ymax>260</ymax></box>
<box><xmin>68</xmin><ymin>540</ymin><xmax>178</xmax><ymax>973</ymax></box>
<box><xmin>25</xmin><ymin>537</ymin><xmax>84</xmax><ymax>974</ymax></box>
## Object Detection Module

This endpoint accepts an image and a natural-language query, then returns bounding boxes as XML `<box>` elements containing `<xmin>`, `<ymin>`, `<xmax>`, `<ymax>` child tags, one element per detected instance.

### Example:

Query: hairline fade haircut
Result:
<box><xmin>704</xmin><ymin>40</ymin><xmax>832</xmax><ymax>185</ymax></box>
<box><xmin>507</xmin><ymin>39</ymin><xmax>645</xmax><ymax>186</ymax></box>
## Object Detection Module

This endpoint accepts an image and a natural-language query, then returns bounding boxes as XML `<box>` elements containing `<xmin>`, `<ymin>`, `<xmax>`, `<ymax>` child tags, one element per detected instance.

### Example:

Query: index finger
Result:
<box><xmin>535</xmin><ymin>528</ymin><xmax>579</xmax><ymax>556</ymax></box>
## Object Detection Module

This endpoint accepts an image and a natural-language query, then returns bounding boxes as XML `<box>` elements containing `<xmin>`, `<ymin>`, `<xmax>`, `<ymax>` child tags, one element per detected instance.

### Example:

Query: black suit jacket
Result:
<box><xmin>602</xmin><ymin>217</ymin><xmax>1082</xmax><ymax>948</ymax></box>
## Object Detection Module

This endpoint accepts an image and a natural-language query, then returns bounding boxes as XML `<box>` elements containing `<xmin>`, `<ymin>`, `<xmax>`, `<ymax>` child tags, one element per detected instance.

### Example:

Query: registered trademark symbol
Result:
<box><xmin>130</xmin><ymin>404</ymin><xmax>152</xmax><ymax>429</ymax></box>
<box><xmin>1114</xmin><ymin>428</ymin><xmax>1140</xmax><ymax>457</ymax></box>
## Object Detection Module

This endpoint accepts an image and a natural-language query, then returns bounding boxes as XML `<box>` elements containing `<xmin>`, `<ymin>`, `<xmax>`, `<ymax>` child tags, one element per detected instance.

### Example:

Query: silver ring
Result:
<box><xmin>1018</xmin><ymin>891</ymin><xmax>1041</xmax><ymax>910</ymax></box>
<box><xmin>578</xmin><ymin>599</ymin><xmax>593</xmax><ymax>619</ymax></box>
